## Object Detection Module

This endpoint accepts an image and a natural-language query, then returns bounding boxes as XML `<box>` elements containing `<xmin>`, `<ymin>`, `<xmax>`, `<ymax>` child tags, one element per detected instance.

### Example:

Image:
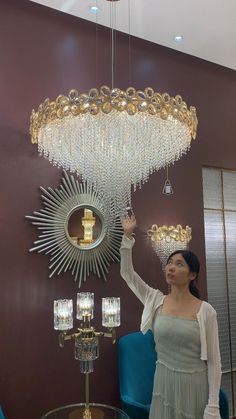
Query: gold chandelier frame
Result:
<box><xmin>30</xmin><ymin>86</ymin><xmax>197</xmax><ymax>145</ymax></box>
<box><xmin>147</xmin><ymin>224</ymin><xmax>192</xmax><ymax>244</ymax></box>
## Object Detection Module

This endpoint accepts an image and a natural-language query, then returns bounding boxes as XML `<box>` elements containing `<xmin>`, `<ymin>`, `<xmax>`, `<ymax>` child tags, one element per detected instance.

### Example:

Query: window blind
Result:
<box><xmin>203</xmin><ymin>167</ymin><xmax>236</xmax><ymax>417</ymax></box>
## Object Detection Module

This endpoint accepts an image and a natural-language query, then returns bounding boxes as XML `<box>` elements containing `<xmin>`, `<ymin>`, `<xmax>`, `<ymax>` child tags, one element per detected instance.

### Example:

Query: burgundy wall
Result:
<box><xmin>0</xmin><ymin>0</ymin><xmax>235</xmax><ymax>418</ymax></box>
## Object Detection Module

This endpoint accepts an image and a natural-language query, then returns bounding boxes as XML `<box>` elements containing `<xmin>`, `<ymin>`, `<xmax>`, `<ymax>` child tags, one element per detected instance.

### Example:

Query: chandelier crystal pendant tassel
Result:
<box><xmin>29</xmin><ymin>0</ymin><xmax>198</xmax><ymax>217</ymax></box>
<box><xmin>163</xmin><ymin>166</ymin><xmax>174</xmax><ymax>195</ymax></box>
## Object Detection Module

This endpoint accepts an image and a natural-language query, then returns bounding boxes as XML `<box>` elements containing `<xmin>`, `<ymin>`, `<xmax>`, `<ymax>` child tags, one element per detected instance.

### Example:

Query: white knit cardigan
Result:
<box><xmin>120</xmin><ymin>235</ymin><xmax>222</xmax><ymax>419</ymax></box>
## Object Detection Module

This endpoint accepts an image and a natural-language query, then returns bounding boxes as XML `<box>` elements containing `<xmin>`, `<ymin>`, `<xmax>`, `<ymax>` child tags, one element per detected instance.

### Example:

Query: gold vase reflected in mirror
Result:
<box><xmin>68</xmin><ymin>208</ymin><xmax>102</xmax><ymax>248</ymax></box>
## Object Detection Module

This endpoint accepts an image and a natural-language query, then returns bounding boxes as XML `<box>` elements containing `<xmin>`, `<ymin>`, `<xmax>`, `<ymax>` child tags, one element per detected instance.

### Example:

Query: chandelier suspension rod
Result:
<box><xmin>128</xmin><ymin>0</ymin><xmax>131</xmax><ymax>86</ymax></box>
<box><xmin>95</xmin><ymin>0</ymin><xmax>98</xmax><ymax>86</ymax></box>
<box><xmin>110</xmin><ymin>0</ymin><xmax>116</xmax><ymax>89</ymax></box>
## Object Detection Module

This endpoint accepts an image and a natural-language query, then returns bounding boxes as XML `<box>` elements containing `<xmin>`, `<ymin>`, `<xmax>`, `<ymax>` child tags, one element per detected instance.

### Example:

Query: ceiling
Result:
<box><xmin>29</xmin><ymin>0</ymin><xmax>236</xmax><ymax>71</ymax></box>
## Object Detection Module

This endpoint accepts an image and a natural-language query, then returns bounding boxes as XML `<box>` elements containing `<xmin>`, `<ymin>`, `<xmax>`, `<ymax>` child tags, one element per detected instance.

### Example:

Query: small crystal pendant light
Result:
<box><xmin>162</xmin><ymin>166</ymin><xmax>174</xmax><ymax>195</ymax></box>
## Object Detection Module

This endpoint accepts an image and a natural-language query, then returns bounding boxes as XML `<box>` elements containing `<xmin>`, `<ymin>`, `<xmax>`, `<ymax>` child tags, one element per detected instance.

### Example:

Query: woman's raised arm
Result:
<box><xmin>120</xmin><ymin>214</ymin><xmax>162</xmax><ymax>305</ymax></box>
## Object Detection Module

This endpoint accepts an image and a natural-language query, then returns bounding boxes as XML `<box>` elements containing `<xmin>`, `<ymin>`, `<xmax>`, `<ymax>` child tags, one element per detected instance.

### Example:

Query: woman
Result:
<box><xmin>120</xmin><ymin>214</ymin><xmax>222</xmax><ymax>419</ymax></box>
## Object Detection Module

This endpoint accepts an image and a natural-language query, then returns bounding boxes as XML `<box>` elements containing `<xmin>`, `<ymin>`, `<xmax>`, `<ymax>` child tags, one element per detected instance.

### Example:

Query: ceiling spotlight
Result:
<box><xmin>174</xmin><ymin>35</ymin><xmax>183</xmax><ymax>43</ymax></box>
<box><xmin>90</xmin><ymin>5</ymin><xmax>100</xmax><ymax>13</ymax></box>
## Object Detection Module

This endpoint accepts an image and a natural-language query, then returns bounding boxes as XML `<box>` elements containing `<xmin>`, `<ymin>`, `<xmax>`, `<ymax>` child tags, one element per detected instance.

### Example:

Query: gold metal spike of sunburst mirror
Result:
<box><xmin>26</xmin><ymin>171</ymin><xmax>123</xmax><ymax>287</ymax></box>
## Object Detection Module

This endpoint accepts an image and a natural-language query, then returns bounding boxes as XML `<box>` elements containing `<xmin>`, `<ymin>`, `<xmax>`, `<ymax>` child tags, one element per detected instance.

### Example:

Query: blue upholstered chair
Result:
<box><xmin>0</xmin><ymin>406</ymin><xmax>5</xmax><ymax>419</ymax></box>
<box><xmin>118</xmin><ymin>331</ymin><xmax>229</xmax><ymax>419</ymax></box>
<box><xmin>219</xmin><ymin>389</ymin><xmax>229</xmax><ymax>419</ymax></box>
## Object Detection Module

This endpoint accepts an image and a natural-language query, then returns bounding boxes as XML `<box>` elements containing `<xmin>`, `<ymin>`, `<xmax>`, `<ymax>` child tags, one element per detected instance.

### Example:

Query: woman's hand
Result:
<box><xmin>121</xmin><ymin>213</ymin><xmax>136</xmax><ymax>239</ymax></box>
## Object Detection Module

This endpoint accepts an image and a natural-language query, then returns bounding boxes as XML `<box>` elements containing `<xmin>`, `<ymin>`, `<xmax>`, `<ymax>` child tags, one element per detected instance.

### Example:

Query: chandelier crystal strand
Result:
<box><xmin>152</xmin><ymin>239</ymin><xmax>189</xmax><ymax>269</ymax></box>
<box><xmin>31</xmin><ymin>87</ymin><xmax>197</xmax><ymax>217</ymax></box>
<box><xmin>147</xmin><ymin>224</ymin><xmax>192</xmax><ymax>269</ymax></box>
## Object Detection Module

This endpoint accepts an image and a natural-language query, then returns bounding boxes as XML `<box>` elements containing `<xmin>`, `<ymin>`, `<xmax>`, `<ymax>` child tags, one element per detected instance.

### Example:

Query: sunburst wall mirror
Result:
<box><xmin>26</xmin><ymin>171</ymin><xmax>123</xmax><ymax>287</ymax></box>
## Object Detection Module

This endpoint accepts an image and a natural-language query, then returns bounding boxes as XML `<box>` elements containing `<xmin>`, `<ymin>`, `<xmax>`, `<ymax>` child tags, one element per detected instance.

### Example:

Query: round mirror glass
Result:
<box><xmin>67</xmin><ymin>206</ymin><xmax>103</xmax><ymax>249</ymax></box>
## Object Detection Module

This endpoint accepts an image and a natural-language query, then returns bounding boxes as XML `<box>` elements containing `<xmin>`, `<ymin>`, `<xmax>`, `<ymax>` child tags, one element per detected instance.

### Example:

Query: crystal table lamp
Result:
<box><xmin>54</xmin><ymin>293</ymin><xmax>120</xmax><ymax>419</ymax></box>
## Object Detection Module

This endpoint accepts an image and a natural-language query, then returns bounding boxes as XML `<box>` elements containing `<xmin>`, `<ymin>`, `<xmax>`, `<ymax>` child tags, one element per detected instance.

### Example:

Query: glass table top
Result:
<box><xmin>41</xmin><ymin>403</ymin><xmax>130</xmax><ymax>419</ymax></box>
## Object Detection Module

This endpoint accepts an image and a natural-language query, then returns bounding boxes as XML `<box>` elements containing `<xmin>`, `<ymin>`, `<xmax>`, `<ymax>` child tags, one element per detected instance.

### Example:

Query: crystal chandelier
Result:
<box><xmin>29</xmin><ymin>0</ymin><xmax>198</xmax><ymax>217</ymax></box>
<box><xmin>147</xmin><ymin>224</ymin><xmax>192</xmax><ymax>268</ymax></box>
<box><xmin>30</xmin><ymin>88</ymin><xmax>197</xmax><ymax>216</ymax></box>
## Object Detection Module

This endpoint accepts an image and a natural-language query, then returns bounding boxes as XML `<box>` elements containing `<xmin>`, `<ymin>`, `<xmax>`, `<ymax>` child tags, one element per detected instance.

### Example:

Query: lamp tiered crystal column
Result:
<box><xmin>54</xmin><ymin>293</ymin><xmax>120</xmax><ymax>419</ymax></box>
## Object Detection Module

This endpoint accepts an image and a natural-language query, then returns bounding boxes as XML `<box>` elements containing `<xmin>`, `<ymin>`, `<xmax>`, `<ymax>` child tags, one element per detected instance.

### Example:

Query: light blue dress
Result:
<box><xmin>149</xmin><ymin>314</ymin><xmax>209</xmax><ymax>419</ymax></box>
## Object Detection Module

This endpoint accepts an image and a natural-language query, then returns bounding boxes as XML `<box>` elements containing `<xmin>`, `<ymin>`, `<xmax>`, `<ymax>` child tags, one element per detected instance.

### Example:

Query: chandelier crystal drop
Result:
<box><xmin>30</xmin><ymin>86</ymin><xmax>198</xmax><ymax>215</ymax></box>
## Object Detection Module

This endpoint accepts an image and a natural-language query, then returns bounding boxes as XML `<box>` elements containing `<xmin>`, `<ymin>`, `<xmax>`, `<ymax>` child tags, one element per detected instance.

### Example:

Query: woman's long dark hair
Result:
<box><xmin>166</xmin><ymin>250</ymin><xmax>200</xmax><ymax>299</ymax></box>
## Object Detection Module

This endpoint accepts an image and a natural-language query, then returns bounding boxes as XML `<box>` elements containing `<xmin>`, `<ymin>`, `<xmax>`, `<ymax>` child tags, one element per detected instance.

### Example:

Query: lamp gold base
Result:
<box><xmin>69</xmin><ymin>406</ymin><xmax>105</xmax><ymax>419</ymax></box>
<box><xmin>83</xmin><ymin>407</ymin><xmax>92</xmax><ymax>419</ymax></box>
